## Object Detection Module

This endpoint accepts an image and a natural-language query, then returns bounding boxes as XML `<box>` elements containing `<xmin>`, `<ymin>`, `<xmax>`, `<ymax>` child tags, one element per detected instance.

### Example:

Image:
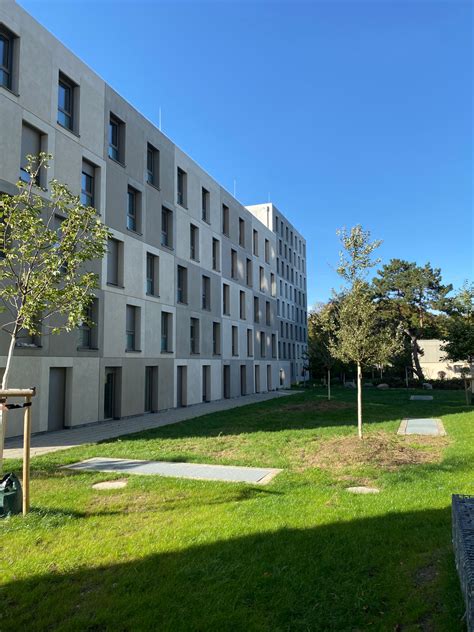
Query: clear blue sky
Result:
<box><xmin>20</xmin><ymin>0</ymin><xmax>473</xmax><ymax>307</ymax></box>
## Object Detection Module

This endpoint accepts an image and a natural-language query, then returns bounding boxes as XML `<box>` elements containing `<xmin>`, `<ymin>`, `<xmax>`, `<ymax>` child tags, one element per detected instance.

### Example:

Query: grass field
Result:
<box><xmin>1</xmin><ymin>386</ymin><xmax>473</xmax><ymax>631</ymax></box>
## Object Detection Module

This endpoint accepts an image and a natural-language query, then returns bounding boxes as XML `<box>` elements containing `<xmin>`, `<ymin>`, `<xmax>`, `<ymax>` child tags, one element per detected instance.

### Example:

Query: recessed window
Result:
<box><xmin>259</xmin><ymin>266</ymin><xmax>265</xmax><ymax>292</ymax></box>
<box><xmin>202</xmin><ymin>187</ymin><xmax>210</xmax><ymax>222</ymax></box>
<box><xmin>265</xmin><ymin>239</ymin><xmax>270</xmax><ymax>264</ymax></box>
<box><xmin>78</xmin><ymin>298</ymin><xmax>98</xmax><ymax>349</ymax></box>
<box><xmin>109</xmin><ymin>113</ymin><xmax>124</xmax><ymax>163</ymax></box>
<box><xmin>147</xmin><ymin>143</ymin><xmax>159</xmax><ymax>187</ymax></box>
<box><xmin>212</xmin><ymin>238</ymin><xmax>220</xmax><ymax>271</ymax></box>
<box><xmin>260</xmin><ymin>331</ymin><xmax>266</xmax><ymax>357</ymax></box>
<box><xmin>161</xmin><ymin>312</ymin><xmax>172</xmax><ymax>352</ymax></box>
<box><xmin>161</xmin><ymin>207</ymin><xmax>173</xmax><ymax>248</ymax></box>
<box><xmin>81</xmin><ymin>160</ymin><xmax>96</xmax><ymax>208</ymax></box>
<box><xmin>202</xmin><ymin>275</ymin><xmax>211</xmax><ymax>310</ymax></box>
<box><xmin>254</xmin><ymin>296</ymin><xmax>259</xmax><ymax>323</ymax></box>
<box><xmin>177</xmin><ymin>265</ymin><xmax>188</xmax><ymax>304</ymax></box>
<box><xmin>253</xmin><ymin>230</ymin><xmax>258</xmax><ymax>256</ymax></box>
<box><xmin>20</xmin><ymin>123</ymin><xmax>43</xmax><ymax>185</ymax></box>
<box><xmin>222</xmin><ymin>204</ymin><xmax>229</xmax><ymax>236</ymax></box>
<box><xmin>240</xmin><ymin>291</ymin><xmax>246</xmax><ymax>320</ymax></box>
<box><xmin>246</xmin><ymin>258</ymin><xmax>252</xmax><ymax>287</ymax></box>
<box><xmin>127</xmin><ymin>186</ymin><xmax>140</xmax><ymax>232</ymax></box>
<box><xmin>177</xmin><ymin>167</ymin><xmax>187</xmax><ymax>207</ymax></box>
<box><xmin>126</xmin><ymin>305</ymin><xmax>140</xmax><ymax>351</ymax></box>
<box><xmin>190</xmin><ymin>318</ymin><xmax>200</xmax><ymax>354</ymax></box>
<box><xmin>146</xmin><ymin>253</ymin><xmax>159</xmax><ymax>296</ymax></box>
<box><xmin>0</xmin><ymin>26</ymin><xmax>16</xmax><ymax>91</ymax></box>
<box><xmin>223</xmin><ymin>283</ymin><xmax>230</xmax><ymax>315</ymax></box>
<box><xmin>231</xmin><ymin>249</ymin><xmax>237</xmax><ymax>280</ymax></box>
<box><xmin>247</xmin><ymin>329</ymin><xmax>253</xmax><ymax>357</ymax></box>
<box><xmin>107</xmin><ymin>237</ymin><xmax>123</xmax><ymax>286</ymax></box>
<box><xmin>266</xmin><ymin>301</ymin><xmax>271</xmax><ymax>326</ymax></box>
<box><xmin>239</xmin><ymin>218</ymin><xmax>245</xmax><ymax>247</ymax></box>
<box><xmin>232</xmin><ymin>326</ymin><xmax>238</xmax><ymax>356</ymax></box>
<box><xmin>190</xmin><ymin>224</ymin><xmax>199</xmax><ymax>261</ymax></box>
<box><xmin>212</xmin><ymin>321</ymin><xmax>221</xmax><ymax>355</ymax></box>
<box><xmin>57</xmin><ymin>73</ymin><xmax>76</xmax><ymax>131</ymax></box>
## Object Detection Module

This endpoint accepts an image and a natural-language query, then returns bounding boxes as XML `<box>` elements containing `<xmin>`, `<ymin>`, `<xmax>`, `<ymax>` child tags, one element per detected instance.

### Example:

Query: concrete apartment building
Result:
<box><xmin>0</xmin><ymin>0</ymin><xmax>307</xmax><ymax>438</ymax></box>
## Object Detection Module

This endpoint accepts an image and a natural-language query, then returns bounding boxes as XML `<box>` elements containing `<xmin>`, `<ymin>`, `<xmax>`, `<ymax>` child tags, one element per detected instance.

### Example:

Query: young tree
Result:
<box><xmin>308</xmin><ymin>302</ymin><xmax>338</xmax><ymax>400</ymax></box>
<box><xmin>331</xmin><ymin>226</ymin><xmax>401</xmax><ymax>438</ymax></box>
<box><xmin>441</xmin><ymin>282</ymin><xmax>474</xmax><ymax>405</ymax></box>
<box><xmin>0</xmin><ymin>154</ymin><xmax>109</xmax><ymax>469</ymax></box>
<box><xmin>372</xmin><ymin>260</ymin><xmax>451</xmax><ymax>381</ymax></box>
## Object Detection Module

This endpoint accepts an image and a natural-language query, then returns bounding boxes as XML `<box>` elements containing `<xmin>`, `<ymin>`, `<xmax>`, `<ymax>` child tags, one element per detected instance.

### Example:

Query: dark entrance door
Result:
<box><xmin>48</xmin><ymin>368</ymin><xmax>66</xmax><ymax>431</ymax></box>
<box><xmin>104</xmin><ymin>368</ymin><xmax>117</xmax><ymax>419</ymax></box>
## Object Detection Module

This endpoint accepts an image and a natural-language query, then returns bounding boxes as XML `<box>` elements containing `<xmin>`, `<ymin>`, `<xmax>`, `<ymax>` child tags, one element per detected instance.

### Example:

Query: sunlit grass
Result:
<box><xmin>1</xmin><ymin>386</ymin><xmax>472</xmax><ymax>631</ymax></box>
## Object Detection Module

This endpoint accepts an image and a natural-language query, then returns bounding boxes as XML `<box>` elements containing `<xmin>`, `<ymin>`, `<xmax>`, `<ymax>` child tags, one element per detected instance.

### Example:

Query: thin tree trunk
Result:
<box><xmin>327</xmin><ymin>368</ymin><xmax>331</xmax><ymax>401</ymax></box>
<box><xmin>464</xmin><ymin>377</ymin><xmax>470</xmax><ymax>406</ymax></box>
<box><xmin>406</xmin><ymin>330</ymin><xmax>425</xmax><ymax>381</ymax></box>
<box><xmin>0</xmin><ymin>333</ymin><xmax>17</xmax><ymax>474</ymax></box>
<box><xmin>357</xmin><ymin>362</ymin><xmax>362</xmax><ymax>439</ymax></box>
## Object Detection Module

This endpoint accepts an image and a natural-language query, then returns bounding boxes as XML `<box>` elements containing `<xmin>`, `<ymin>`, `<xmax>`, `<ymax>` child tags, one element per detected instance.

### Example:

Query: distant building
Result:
<box><xmin>418</xmin><ymin>339</ymin><xmax>469</xmax><ymax>379</ymax></box>
<box><xmin>0</xmin><ymin>1</ymin><xmax>308</xmax><ymax>437</ymax></box>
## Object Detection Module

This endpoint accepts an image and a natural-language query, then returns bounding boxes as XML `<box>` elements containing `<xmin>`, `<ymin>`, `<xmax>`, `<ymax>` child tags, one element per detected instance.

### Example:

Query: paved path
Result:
<box><xmin>65</xmin><ymin>457</ymin><xmax>281</xmax><ymax>485</ymax></box>
<box><xmin>4</xmin><ymin>390</ymin><xmax>299</xmax><ymax>460</ymax></box>
<box><xmin>397</xmin><ymin>418</ymin><xmax>446</xmax><ymax>436</ymax></box>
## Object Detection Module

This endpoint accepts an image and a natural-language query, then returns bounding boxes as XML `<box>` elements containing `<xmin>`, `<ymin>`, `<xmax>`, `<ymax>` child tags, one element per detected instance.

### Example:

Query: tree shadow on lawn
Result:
<box><xmin>1</xmin><ymin>507</ymin><xmax>464</xmax><ymax>632</ymax></box>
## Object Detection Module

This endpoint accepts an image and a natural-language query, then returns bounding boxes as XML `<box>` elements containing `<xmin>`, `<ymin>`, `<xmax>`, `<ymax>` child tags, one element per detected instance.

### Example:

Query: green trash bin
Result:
<box><xmin>0</xmin><ymin>472</ymin><xmax>22</xmax><ymax>517</ymax></box>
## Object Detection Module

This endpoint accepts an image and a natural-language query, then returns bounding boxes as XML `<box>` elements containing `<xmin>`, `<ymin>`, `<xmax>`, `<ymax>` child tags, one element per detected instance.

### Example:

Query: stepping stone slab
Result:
<box><xmin>410</xmin><ymin>395</ymin><xmax>433</xmax><ymax>401</ymax></box>
<box><xmin>397</xmin><ymin>418</ymin><xmax>446</xmax><ymax>436</ymax></box>
<box><xmin>346</xmin><ymin>486</ymin><xmax>380</xmax><ymax>494</ymax></box>
<box><xmin>64</xmin><ymin>457</ymin><xmax>281</xmax><ymax>485</ymax></box>
<box><xmin>92</xmin><ymin>480</ymin><xmax>128</xmax><ymax>490</ymax></box>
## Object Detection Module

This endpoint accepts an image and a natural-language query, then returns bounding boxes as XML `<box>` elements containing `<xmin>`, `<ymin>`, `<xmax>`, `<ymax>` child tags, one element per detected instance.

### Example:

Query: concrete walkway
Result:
<box><xmin>64</xmin><ymin>457</ymin><xmax>282</xmax><ymax>485</ymax></box>
<box><xmin>4</xmin><ymin>390</ymin><xmax>298</xmax><ymax>460</ymax></box>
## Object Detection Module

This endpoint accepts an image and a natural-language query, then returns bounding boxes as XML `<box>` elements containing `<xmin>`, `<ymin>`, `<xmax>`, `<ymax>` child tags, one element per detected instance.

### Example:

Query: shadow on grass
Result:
<box><xmin>1</xmin><ymin>508</ymin><xmax>464</xmax><ymax>632</ymax></box>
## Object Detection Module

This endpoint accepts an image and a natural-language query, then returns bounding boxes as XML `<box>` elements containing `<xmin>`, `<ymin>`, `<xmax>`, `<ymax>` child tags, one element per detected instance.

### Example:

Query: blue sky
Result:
<box><xmin>20</xmin><ymin>0</ymin><xmax>472</xmax><ymax>307</ymax></box>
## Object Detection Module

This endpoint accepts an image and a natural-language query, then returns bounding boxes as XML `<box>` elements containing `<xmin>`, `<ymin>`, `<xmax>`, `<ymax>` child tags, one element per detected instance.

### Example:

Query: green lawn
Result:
<box><xmin>1</xmin><ymin>387</ymin><xmax>473</xmax><ymax>631</ymax></box>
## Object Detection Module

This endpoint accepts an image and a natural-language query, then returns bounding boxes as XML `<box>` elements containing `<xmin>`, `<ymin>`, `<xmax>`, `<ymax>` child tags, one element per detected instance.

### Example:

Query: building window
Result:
<box><xmin>240</xmin><ymin>291</ymin><xmax>246</xmax><ymax>320</ymax></box>
<box><xmin>161</xmin><ymin>312</ymin><xmax>172</xmax><ymax>352</ymax></box>
<box><xmin>260</xmin><ymin>331</ymin><xmax>266</xmax><ymax>357</ymax></box>
<box><xmin>126</xmin><ymin>305</ymin><xmax>139</xmax><ymax>351</ymax></box>
<box><xmin>254</xmin><ymin>296</ymin><xmax>259</xmax><ymax>323</ymax></box>
<box><xmin>266</xmin><ymin>301</ymin><xmax>271</xmax><ymax>326</ymax></box>
<box><xmin>253</xmin><ymin>230</ymin><xmax>258</xmax><ymax>256</ymax></box>
<box><xmin>259</xmin><ymin>266</ymin><xmax>265</xmax><ymax>292</ymax></box>
<box><xmin>145</xmin><ymin>366</ymin><xmax>158</xmax><ymax>413</ymax></box>
<box><xmin>107</xmin><ymin>237</ymin><xmax>122</xmax><ymax>286</ymax></box>
<box><xmin>190</xmin><ymin>318</ymin><xmax>200</xmax><ymax>354</ymax></box>
<box><xmin>202</xmin><ymin>187</ymin><xmax>210</xmax><ymax>222</ymax></box>
<box><xmin>108</xmin><ymin>113</ymin><xmax>124</xmax><ymax>163</ymax></box>
<box><xmin>127</xmin><ymin>186</ymin><xmax>140</xmax><ymax>232</ymax></box>
<box><xmin>146</xmin><ymin>253</ymin><xmax>159</xmax><ymax>296</ymax></box>
<box><xmin>265</xmin><ymin>239</ymin><xmax>270</xmax><ymax>263</ymax></box>
<box><xmin>202</xmin><ymin>275</ymin><xmax>211</xmax><ymax>310</ymax></box>
<box><xmin>212</xmin><ymin>238</ymin><xmax>220</xmax><ymax>271</ymax></box>
<box><xmin>231</xmin><ymin>249</ymin><xmax>237</xmax><ymax>279</ymax></box>
<box><xmin>190</xmin><ymin>224</ymin><xmax>199</xmax><ymax>261</ymax></box>
<box><xmin>212</xmin><ymin>321</ymin><xmax>221</xmax><ymax>355</ymax></box>
<box><xmin>271</xmin><ymin>273</ymin><xmax>276</xmax><ymax>297</ymax></box>
<box><xmin>20</xmin><ymin>123</ymin><xmax>43</xmax><ymax>185</ymax></box>
<box><xmin>177</xmin><ymin>265</ymin><xmax>188</xmax><ymax>304</ymax></box>
<box><xmin>223</xmin><ymin>283</ymin><xmax>230</xmax><ymax>315</ymax></box>
<box><xmin>57</xmin><ymin>73</ymin><xmax>75</xmax><ymax>131</ymax></box>
<box><xmin>247</xmin><ymin>329</ymin><xmax>253</xmax><ymax>357</ymax></box>
<box><xmin>161</xmin><ymin>207</ymin><xmax>173</xmax><ymax>248</ymax></box>
<box><xmin>246</xmin><ymin>258</ymin><xmax>252</xmax><ymax>287</ymax></box>
<box><xmin>0</xmin><ymin>27</ymin><xmax>14</xmax><ymax>91</ymax></box>
<box><xmin>79</xmin><ymin>298</ymin><xmax>98</xmax><ymax>349</ymax></box>
<box><xmin>177</xmin><ymin>167</ymin><xmax>187</xmax><ymax>206</ymax></box>
<box><xmin>147</xmin><ymin>143</ymin><xmax>159</xmax><ymax>186</ymax></box>
<box><xmin>232</xmin><ymin>326</ymin><xmax>238</xmax><ymax>356</ymax></box>
<box><xmin>81</xmin><ymin>160</ymin><xmax>96</xmax><ymax>208</ymax></box>
<box><xmin>222</xmin><ymin>204</ymin><xmax>229</xmax><ymax>236</ymax></box>
<box><xmin>239</xmin><ymin>218</ymin><xmax>245</xmax><ymax>247</ymax></box>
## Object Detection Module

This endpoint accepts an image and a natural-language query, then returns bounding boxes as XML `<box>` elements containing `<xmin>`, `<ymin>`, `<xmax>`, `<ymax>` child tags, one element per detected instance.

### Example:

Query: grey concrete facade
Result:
<box><xmin>0</xmin><ymin>0</ymin><xmax>307</xmax><ymax>438</ymax></box>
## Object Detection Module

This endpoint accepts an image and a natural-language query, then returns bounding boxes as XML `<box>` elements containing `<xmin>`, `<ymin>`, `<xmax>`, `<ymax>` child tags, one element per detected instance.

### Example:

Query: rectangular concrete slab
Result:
<box><xmin>64</xmin><ymin>457</ymin><xmax>282</xmax><ymax>485</ymax></box>
<box><xmin>410</xmin><ymin>395</ymin><xmax>434</xmax><ymax>401</ymax></box>
<box><xmin>397</xmin><ymin>418</ymin><xmax>446</xmax><ymax>436</ymax></box>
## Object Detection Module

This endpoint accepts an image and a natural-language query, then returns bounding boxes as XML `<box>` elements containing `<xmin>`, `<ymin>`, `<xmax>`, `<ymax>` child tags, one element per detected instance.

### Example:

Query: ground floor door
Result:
<box><xmin>223</xmin><ymin>365</ymin><xmax>230</xmax><ymax>399</ymax></box>
<box><xmin>145</xmin><ymin>366</ymin><xmax>158</xmax><ymax>412</ymax></box>
<box><xmin>202</xmin><ymin>365</ymin><xmax>210</xmax><ymax>402</ymax></box>
<box><xmin>255</xmin><ymin>365</ymin><xmax>260</xmax><ymax>393</ymax></box>
<box><xmin>104</xmin><ymin>368</ymin><xmax>119</xmax><ymax>419</ymax></box>
<box><xmin>48</xmin><ymin>368</ymin><xmax>66</xmax><ymax>431</ymax></box>
<box><xmin>177</xmin><ymin>366</ymin><xmax>186</xmax><ymax>407</ymax></box>
<box><xmin>240</xmin><ymin>365</ymin><xmax>246</xmax><ymax>396</ymax></box>
<box><xmin>267</xmin><ymin>364</ymin><xmax>272</xmax><ymax>391</ymax></box>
